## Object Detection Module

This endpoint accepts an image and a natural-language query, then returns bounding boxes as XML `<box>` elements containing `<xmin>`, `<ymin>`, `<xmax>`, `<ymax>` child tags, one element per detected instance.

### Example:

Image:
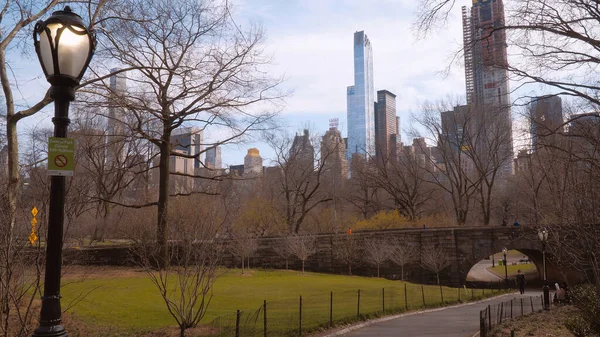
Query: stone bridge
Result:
<box><xmin>67</xmin><ymin>226</ymin><xmax>578</xmax><ymax>287</ymax></box>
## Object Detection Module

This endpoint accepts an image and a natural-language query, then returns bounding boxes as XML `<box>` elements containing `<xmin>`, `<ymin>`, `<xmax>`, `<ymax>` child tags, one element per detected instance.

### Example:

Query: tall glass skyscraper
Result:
<box><xmin>347</xmin><ymin>31</ymin><xmax>375</xmax><ymax>160</ymax></box>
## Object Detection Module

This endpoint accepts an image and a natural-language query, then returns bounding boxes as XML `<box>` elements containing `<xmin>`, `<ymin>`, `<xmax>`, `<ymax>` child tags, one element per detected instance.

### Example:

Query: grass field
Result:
<box><xmin>487</xmin><ymin>263</ymin><xmax>538</xmax><ymax>279</ymax></box>
<box><xmin>60</xmin><ymin>267</ymin><xmax>507</xmax><ymax>336</ymax></box>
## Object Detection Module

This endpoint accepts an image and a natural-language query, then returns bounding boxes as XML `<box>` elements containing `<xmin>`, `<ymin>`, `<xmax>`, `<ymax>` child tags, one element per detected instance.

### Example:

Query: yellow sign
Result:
<box><xmin>29</xmin><ymin>232</ymin><xmax>38</xmax><ymax>245</ymax></box>
<box><xmin>30</xmin><ymin>206</ymin><xmax>38</xmax><ymax>245</ymax></box>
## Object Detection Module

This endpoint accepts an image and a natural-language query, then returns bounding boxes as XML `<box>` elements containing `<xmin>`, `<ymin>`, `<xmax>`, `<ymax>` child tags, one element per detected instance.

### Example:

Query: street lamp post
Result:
<box><xmin>502</xmin><ymin>247</ymin><xmax>508</xmax><ymax>288</ymax></box>
<box><xmin>32</xmin><ymin>7</ymin><xmax>95</xmax><ymax>337</ymax></box>
<box><xmin>538</xmin><ymin>228</ymin><xmax>550</xmax><ymax>310</ymax></box>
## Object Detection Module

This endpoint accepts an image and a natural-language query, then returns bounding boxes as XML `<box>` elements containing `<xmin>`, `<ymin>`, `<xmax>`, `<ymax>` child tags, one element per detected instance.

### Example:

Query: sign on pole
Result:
<box><xmin>47</xmin><ymin>137</ymin><xmax>75</xmax><ymax>176</ymax></box>
<box><xmin>29</xmin><ymin>206</ymin><xmax>38</xmax><ymax>245</ymax></box>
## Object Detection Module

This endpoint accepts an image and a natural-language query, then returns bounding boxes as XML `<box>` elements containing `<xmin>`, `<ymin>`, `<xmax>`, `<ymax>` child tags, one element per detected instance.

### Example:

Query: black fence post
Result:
<box><xmin>487</xmin><ymin>304</ymin><xmax>491</xmax><ymax>330</ymax></box>
<box><xmin>520</xmin><ymin>298</ymin><xmax>523</xmax><ymax>317</ymax></box>
<box><xmin>510</xmin><ymin>299</ymin><xmax>513</xmax><ymax>319</ymax></box>
<box><xmin>299</xmin><ymin>295</ymin><xmax>303</xmax><ymax>337</ymax></box>
<box><xmin>235</xmin><ymin>310</ymin><xmax>240</xmax><ymax>337</ymax></box>
<box><xmin>480</xmin><ymin>308</ymin><xmax>486</xmax><ymax>337</ymax></box>
<box><xmin>357</xmin><ymin>289</ymin><xmax>361</xmax><ymax>317</ymax></box>
<box><xmin>263</xmin><ymin>300</ymin><xmax>267</xmax><ymax>337</ymax></box>
<box><xmin>421</xmin><ymin>285</ymin><xmax>425</xmax><ymax>307</ymax></box>
<box><xmin>329</xmin><ymin>291</ymin><xmax>333</xmax><ymax>327</ymax></box>
<box><xmin>382</xmin><ymin>288</ymin><xmax>385</xmax><ymax>313</ymax></box>
<box><xmin>404</xmin><ymin>283</ymin><xmax>408</xmax><ymax>310</ymax></box>
<box><xmin>530</xmin><ymin>297</ymin><xmax>534</xmax><ymax>313</ymax></box>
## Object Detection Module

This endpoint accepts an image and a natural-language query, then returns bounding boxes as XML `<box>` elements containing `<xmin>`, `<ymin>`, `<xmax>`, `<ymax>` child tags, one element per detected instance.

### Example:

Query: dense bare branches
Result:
<box><xmin>267</xmin><ymin>130</ymin><xmax>332</xmax><ymax>234</ymax></box>
<box><xmin>285</xmin><ymin>234</ymin><xmax>317</xmax><ymax>274</ymax></box>
<box><xmin>363</xmin><ymin>238</ymin><xmax>394</xmax><ymax>278</ymax></box>
<box><xmin>390</xmin><ymin>237</ymin><xmax>417</xmax><ymax>281</ymax></box>
<box><xmin>421</xmin><ymin>244</ymin><xmax>451</xmax><ymax>285</ymax></box>
<box><xmin>85</xmin><ymin>0</ymin><xmax>284</xmax><ymax>267</ymax></box>
<box><xmin>333</xmin><ymin>234</ymin><xmax>362</xmax><ymax>275</ymax></box>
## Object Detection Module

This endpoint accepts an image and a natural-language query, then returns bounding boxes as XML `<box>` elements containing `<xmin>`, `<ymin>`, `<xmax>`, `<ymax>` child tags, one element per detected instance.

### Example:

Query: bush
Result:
<box><xmin>565</xmin><ymin>315</ymin><xmax>594</xmax><ymax>337</ymax></box>
<box><xmin>570</xmin><ymin>284</ymin><xmax>600</xmax><ymax>335</ymax></box>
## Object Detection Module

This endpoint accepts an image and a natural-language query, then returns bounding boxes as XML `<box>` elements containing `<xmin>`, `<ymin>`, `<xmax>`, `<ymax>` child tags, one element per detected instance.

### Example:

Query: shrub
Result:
<box><xmin>570</xmin><ymin>284</ymin><xmax>600</xmax><ymax>335</ymax></box>
<box><xmin>565</xmin><ymin>315</ymin><xmax>594</xmax><ymax>337</ymax></box>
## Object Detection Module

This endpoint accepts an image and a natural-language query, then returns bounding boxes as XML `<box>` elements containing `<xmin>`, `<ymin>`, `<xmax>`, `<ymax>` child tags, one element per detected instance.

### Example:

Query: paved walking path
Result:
<box><xmin>332</xmin><ymin>292</ymin><xmax>542</xmax><ymax>337</ymax></box>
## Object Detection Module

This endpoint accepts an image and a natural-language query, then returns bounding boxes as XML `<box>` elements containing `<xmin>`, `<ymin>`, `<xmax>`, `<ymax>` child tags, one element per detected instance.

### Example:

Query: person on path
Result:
<box><xmin>516</xmin><ymin>270</ymin><xmax>526</xmax><ymax>294</ymax></box>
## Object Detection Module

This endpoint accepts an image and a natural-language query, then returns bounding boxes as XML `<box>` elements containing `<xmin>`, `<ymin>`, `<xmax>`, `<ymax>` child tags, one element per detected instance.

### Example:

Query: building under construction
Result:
<box><xmin>462</xmin><ymin>0</ymin><xmax>514</xmax><ymax>174</ymax></box>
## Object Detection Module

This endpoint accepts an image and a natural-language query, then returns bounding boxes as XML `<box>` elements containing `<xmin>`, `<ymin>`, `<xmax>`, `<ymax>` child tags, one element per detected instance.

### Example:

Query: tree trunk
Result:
<box><xmin>302</xmin><ymin>260</ymin><xmax>305</xmax><ymax>274</ymax></box>
<box><xmin>241</xmin><ymin>257</ymin><xmax>245</xmax><ymax>274</ymax></box>
<box><xmin>179</xmin><ymin>325</ymin><xmax>186</xmax><ymax>337</ymax></box>
<box><xmin>377</xmin><ymin>264</ymin><xmax>380</xmax><ymax>278</ymax></box>
<box><xmin>349</xmin><ymin>264</ymin><xmax>352</xmax><ymax>276</ymax></box>
<box><xmin>436</xmin><ymin>272</ymin><xmax>440</xmax><ymax>286</ymax></box>
<box><xmin>157</xmin><ymin>139</ymin><xmax>171</xmax><ymax>269</ymax></box>
<box><xmin>401</xmin><ymin>265</ymin><xmax>404</xmax><ymax>281</ymax></box>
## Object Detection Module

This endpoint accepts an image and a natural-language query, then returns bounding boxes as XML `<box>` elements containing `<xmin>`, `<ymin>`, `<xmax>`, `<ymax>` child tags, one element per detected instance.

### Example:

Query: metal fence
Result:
<box><xmin>479</xmin><ymin>295</ymin><xmax>545</xmax><ymax>337</ymax></box>
<box><xmin>207</xmin><ymin>284</ymin><xmax>506</xmax><ymax>337</ymax></box>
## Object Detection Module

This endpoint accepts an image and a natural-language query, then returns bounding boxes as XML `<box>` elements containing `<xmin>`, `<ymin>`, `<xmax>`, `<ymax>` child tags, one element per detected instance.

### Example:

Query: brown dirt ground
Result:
<box><xmin>490</xmin><ymin>305</ymin><xmax>579</xmax><ymax>337</ymax></box>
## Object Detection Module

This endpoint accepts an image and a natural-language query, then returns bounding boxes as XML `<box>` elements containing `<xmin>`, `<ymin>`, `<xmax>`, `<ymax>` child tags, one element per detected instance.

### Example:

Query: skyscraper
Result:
<box><xmin>347</xmin><ymin>31</ymin><xmax>375</xmax><ymax>160</ymax></box>
<box><xmin>244</xmin><ymin>148</ymin><xmax>263</xmax><ymax>176</ymax></box>
<box><xmin>107</xmin><ymin>69</ymin><xmax>127</xmax><ymax>163</ymax></box>
<box><xmin>462</xmin><ymin>0</ymin><xmax>513</xmax><ymax>174</ymax></box>
<box><xmin>530</xmin><ymin>96</ymin><xmax>563</xmax><ymax>150</ymax></box>
<box><xmin>171</xmin><ymin>127</ymin><xmax>203</xmax><ymax>168</ymax></box>
<box><xmin>374</xmin><ymin>90</ymin><xmax>398</xmax><ymax>158</ymax></box>
<box><xmin>290</xmin><ymin>129</ymin><xmax>315</xmax><ymax>167</ymax></box>
<box><xmin>321</xmin><ymin>121</ymin><xmax>348</xmax><ymax>183</ymax></box>
<box><xmin>205</xmin><ymin>146</ymin><xmax>222</xmax><ymax>169</ymax></box>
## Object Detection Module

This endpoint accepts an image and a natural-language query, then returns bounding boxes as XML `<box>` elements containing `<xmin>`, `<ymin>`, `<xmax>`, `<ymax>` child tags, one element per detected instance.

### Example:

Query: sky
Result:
<box><xmin>11</xmin><ymin>0</ymin><xmax>498</xmax><ymax>167</ymax></box>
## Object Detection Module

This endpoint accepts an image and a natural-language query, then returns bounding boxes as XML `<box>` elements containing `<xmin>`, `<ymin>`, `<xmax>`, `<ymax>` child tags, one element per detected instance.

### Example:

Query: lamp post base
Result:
<box><xmin>543</xmin><ymin>284</ymin><xmax>550</xmax><ymax>310</ymax></box>
<box><xmin>32</xmin><ymin>325</ymin><xmax>67</xmax><ymax>337</ymax></box>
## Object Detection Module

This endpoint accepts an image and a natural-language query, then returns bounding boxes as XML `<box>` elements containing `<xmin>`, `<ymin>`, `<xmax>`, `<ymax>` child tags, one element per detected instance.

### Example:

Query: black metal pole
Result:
<box><xmin>503</xmin><ymin>253</ymin><xmax>508</xmax><ymax>289</ymax></box>
<box><xmin>542</xmin><ymin>241</ymin><xmax>550</xmax><ymax>310</ymax></box>
<box><xmin>33</xmin><ymin>85</ymin><xmax>73</xmax><ymax>337</ymax></box>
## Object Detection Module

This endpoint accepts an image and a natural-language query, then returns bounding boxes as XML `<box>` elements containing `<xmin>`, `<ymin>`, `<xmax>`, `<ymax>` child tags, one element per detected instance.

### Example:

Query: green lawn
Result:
<box><xmin>60</xmin><ymin>268</ymin><xmax>506</xmax><ymax>336</ymax></box>
<box><xmin>487</xmin><ymin>263</ymin><xmax>538</xmax><ymax>278</ymax></box>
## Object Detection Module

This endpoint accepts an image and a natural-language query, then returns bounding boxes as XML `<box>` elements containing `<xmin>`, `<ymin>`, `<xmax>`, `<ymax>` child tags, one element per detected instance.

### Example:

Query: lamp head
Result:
<box><xmin>33</xmin><ymin>6</ymin><xmax>96</xmax><ymax>89</ymax></box>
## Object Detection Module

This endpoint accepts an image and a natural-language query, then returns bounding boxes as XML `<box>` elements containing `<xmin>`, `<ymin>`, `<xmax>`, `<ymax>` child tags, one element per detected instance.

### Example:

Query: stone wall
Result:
<box><xmin>64</xmin><ymin>226</ymin><xmax>555</xmax><ymax>286</ymax></box>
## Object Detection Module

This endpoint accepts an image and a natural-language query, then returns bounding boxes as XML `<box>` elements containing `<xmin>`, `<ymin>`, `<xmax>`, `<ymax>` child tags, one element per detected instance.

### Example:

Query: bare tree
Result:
<box><xmin>129</xmin><ymin>195</ymin><xmax>224</xmax><ymax>337</ymax></box>
<box><xmin>421</xmin><ymin>244</ymin><xmax>451</xmax><ymax>285</ymax></box>
<box><xmin>273</xmin><ymin>238</ymin><xmax>293</xmax><ymax>270</ymax></box>
<box><xmin>267</xmin><ymin>129</ymin><xmax>332</xmax><ymax>234</ymax></box>
<box><xmin>286</xmin><ymin>234</ymin><xmax>317</xmax><ymax>274</ymax></box>
<box><xmin>413</xmin><ymin>101</ymin><xmax>481</xmax><ymax>225</ymax></box>
<box><xmin>333</xmin><ymin>234</ymin><xmax>362</xmax><ymax>275</ymax></box>
<box><xmin>88</xmin><ymin>0</ymin><xmax>284</xmax><ymax>267</ymax></box>
<box><xmin>228</xmin><ymin>234</ymin><xmax>259</xmax><ymax>274</ymax></box>
<box><xmin>344</xmin><ymin>154</ymin><xmax>380</xmax><ymax>219</ymax></box>
<box><xmin>369</xmin><ymin>149</ymin><xmax>434</xmax><ymax>221</ymax></box>
<box><xmin>390</xmin><ymin>237</ymin><xmax>417</xmax><ymax>281</ymax></box>
<box><xmin>363</xmin><ymin>238</ymin><xmax>394</xmax><ymax>278</ymax></box>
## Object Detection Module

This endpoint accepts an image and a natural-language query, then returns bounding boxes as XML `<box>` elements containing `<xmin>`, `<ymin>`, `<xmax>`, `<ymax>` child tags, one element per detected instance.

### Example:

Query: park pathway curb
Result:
<box><xmin>316</xmin><ymin>292</ymin><xmax>517</xmax><ymax>337</ymax></box>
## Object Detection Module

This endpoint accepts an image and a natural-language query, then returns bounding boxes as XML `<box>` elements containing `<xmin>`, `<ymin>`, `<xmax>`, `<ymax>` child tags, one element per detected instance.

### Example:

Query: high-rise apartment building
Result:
<box><xmin>107</xmin><ymin>69</ymin><xmax>127</xmax><ymax>163</ymax></box>
<box><xmin>374</xmin><ymin>90</ymin><xmax>398</xmax><ymax>158</ymax></box>
<box><xmin>321</xmin><ymin>123</ymin><xmax>348</xmax><ymax>183</ymax></box>
<box><xmin>462</xmin><ymin>0</ymin><xmax>513</xmax><ymax>174</ymax></box>
<box><xmin>170</xmin><ymin>127</ymin><xmax>203</xmax><ymax>169</ymax></box>
<box><xmin>530</xmin><ymin>96</ymin><xmax>563</xmax><ymax>150</ymax></box>
<box><xmin>244</xmin><ymin>148</ymin><xmax>263</xmax><ymax>176</ymax></box>
<box><xmin>347</xmin><ymin>31</ymin><xmax>375</xmax><ymax>160</ymax></box>
<box><xmin>290</xmin><ymin>129</ymin><xmax>315</xmax><ymax>168</ymax></box>
<box><xmin>205</xmin><ymin>146</ymin><xmax>222</xmax><ymax>169</ymax></box>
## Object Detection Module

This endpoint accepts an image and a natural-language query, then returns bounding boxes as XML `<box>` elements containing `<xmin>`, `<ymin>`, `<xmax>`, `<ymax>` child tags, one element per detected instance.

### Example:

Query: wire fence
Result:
<box><xmin>479</xmin><ymin>295</ymin><xmax>545</xmax><ymax>337</ymax></box>
<box><xmin>207</xmin><ymin>284</ymin><xmax>507</xmax><ymax>337</ymax></box>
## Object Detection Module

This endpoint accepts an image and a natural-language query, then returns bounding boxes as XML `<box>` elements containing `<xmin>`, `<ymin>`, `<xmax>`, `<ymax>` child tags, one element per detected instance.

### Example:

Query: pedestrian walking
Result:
<box><xmin>516</xmin><ymin>269</ymin><xmax>526</xmax><ymax>294</ymax></box>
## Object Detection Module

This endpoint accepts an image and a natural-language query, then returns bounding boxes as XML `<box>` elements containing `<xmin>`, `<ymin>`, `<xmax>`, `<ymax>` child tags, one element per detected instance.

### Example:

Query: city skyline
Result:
<box><xmin>10</xmin><ymin>0</ymin><xmax>538</xmax><ymax>167</ymax></box>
